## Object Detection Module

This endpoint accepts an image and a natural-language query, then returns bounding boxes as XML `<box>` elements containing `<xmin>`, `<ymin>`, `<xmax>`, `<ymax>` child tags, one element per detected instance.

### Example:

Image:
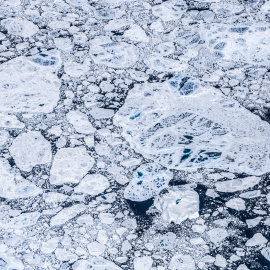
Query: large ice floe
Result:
<box><xmin>0</xmin><ymin>51</ymin><xmax>60</xmax><ymax>113</ymax></box>
<box><xmin>114</xmin><ymin>75</ymin><xmax>270</xmax><ymax>175</ymax></box>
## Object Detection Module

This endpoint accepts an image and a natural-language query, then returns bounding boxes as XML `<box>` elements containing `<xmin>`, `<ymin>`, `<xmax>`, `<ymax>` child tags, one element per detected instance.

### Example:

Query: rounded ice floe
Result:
<box><xmin>114</xmin><ymin>79</ymin><xmax>270</xmax><ymax>175</ymax></box>
<box><xmin>87</xmin><ymin>242</ymin><xmax>106</xmax><ymax>256</ymax></box>
<box><xmin>0</xmin><ymin>158</ymin><xmax>42</xmax><ymax>200</ymax></box>
<box><xmin>72</xmin><ymin>257</ymin><xmax>122</xmax><ymax>270</ymax></box>
<box><xmin>66</xmin><ymin>110</ymin><xmax>95</xmax><ymax>134</ymax></box>
<box><xmin>225</xmin><ymin>198</ymin><xmax>246</xmax><ymax>211</ymax></box>
<box><xmin>245</xmin><ymin>233</ymin><xmax>268</xmax><ymax>247</ymax></box>
<box><xmin>64</xmin><ymin>61</ymin><xmax>90</xmax><ymax>77</ymax></box>
<box><xmin>207</xmin><ymin>228</ymin><xmax>228</xmax><ymax>244</ymax></box>
<box><xmin>49</xmin><ymin>147</ymin><xmax>95</xmax><ymax>185</ymax></box>
<box><xmin>134</xmin><ymin>256</ymin><xmax>153</xmax><ymax>270</ymax></box>
<box><xmin>169</xmin><ymin>254</ymin><xmax>196</xmax><ymax>270</ymax></box>
<box><xmin>74</xmin><ymin>174</ymin><xmax>110</xmax><ymax>196</ymax></box>
<box><xmin>0</xmin><ymin>56</ymin><xmax>60</xmax><ymax>113</ymax></box>
<box><xmin>124</xmin><ymin>25</ymin><xmax>149</xmax><ymax>43</ymax></box>
<box><xmin>124</xmin><ymin>163</ymin><xmax>173</xmax><ymax>202</ymax></box>
<box><xmin>154</xmin><ymin>189</ymin><xmax>199</xmax><ymax>224</ymax></box>
<box><xmin>1</xmin><ymin>18</ymin><xmax>38</xmax><ymax>38</ymax></box>
<box><xmin>89</xmin><ymin>36</ymin><xmax>138</xmax><ymax>68</ymax></box>
<box><xmin>0</xmin><ymin>253</ymin><xmax>24</xmax><ymax>270</ymax></box>
<box><xmin>152</xmin><ymin>0</ymin><xmax>187</xmax><ymax>22</ymax></box>
<box><xmin>9</xmin><ymin>131</ymin><xmax>52</xmax><ymax>171</ymax></box>
<box><xmin>215</xmin><ymin>176</ymin><xmax>260</xmax><ymax>193</ymax></box>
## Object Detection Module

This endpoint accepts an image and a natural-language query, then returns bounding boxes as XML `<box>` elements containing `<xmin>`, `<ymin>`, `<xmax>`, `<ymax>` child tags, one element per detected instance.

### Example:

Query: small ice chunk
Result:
<box><xmin>214</xmin><ymin>254</ymin><xmax>227</xmax><ymax>267</ymax></box>
<box><xmin>87</xmin><ymin>242</ymin><xmax>106</xmax><ymax>256</ymax></box>
<box><xmin>66</xmin><ymin>0</ymin><xmax>89</xmax><ymax>6</ymax></box>
<box><xmin>49</xmin><ymin>147</ymin><xmax>94</xmax><ymax>185</ymax></box>
<box><xmin>215</xmin><ymin>177</ymin><xmax>260</xmax><ymax>193</ymax></box>
<box><xmin>0</xmin><ymin>130</ymin><xmax>9</xmax><ymax>146</ymax></box>
<box><xmin>237</xmin><ymin>265</ymin><xmax>249</xmax><ymax>270</ymax></box>
<box><xmin>226</xmin><ymin>198</ymin><xmax>246</xmax><ymax>211</ymax></box>
<box><xmin>67</xmin><ymin>110</ymin><xmax>95</xmax><ymax>134</ymax></box>
<box><xmin>74</xmin><ymin>174</ymin><xmax>110</xmax><ymax>196</ymax></box>
<box><xmin>1</xmin><ymin>18</ymin><xmax>38</xmax><ymax>38</ymax></box>
<box><xmin>50</xmin><ymin>204</ymin><xmax>86</xmax><ymax>227</ymax></box>
<box><xmin>55</xmin><ymin>248</ymin><xmax>78</xmax><ymax>262</ymax></box>
<box><xmin>207</xmin><ymin>228</ymin><xmax>228</xmax><ymax>244</ymax></box>
<box><xmin>154</xmin><ymin>189</ymin><xmax>199</xmax><ymax>224</ymax></box>
<box><xmin>124</xmin><ymin>163</ymin><xmax>173</xmax><ymax>202</ymax></box>
<box><xmin>240</xmin><ymin>190</ymin><xmax>261</xmax><ymax>199</ymax></box>
<box><xmin>169</xmin><ymin>254</ymin><xmax>196</xmax><ymax>270</ymax></box>
<box><xmin>9</xmin><ymin>131</ymin><xmax>52</xmax><ymax>171</ymax></box>
<box><xmin>43</xmin><ymin>192</ymin><xmax>68</xmax><ymax>204</ymax></box>
<box><xmin>76</xmin><ymin>214</ymin><xmax>93</xmax><ymax>226</ymax></box>
<box><xmin>245</xmin><ymin>233</ymin><xmax>267</xmax><ymax>247</ymax></box>
<box><xmin>89</xmin><ymin>107</ymin><xmax>114</xmax><ymax>119</ymax></box>
<box><xmin>134</xmin><ymin>256</ymin><xmax>153</xmax><ymax>270</ymax></box>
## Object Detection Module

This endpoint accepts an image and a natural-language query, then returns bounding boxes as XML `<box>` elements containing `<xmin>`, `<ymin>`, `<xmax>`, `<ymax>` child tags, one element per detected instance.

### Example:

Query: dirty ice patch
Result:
<box><xmin>0</xmin><ymin>158</ymin><xmax>42</xmax><ymax>200</ymax></box>
<box><xmin>49</xmin><ymin>147</ymin><xmax>94</xmax><ymax>185</ymax></box>
<box><xmin>124</xmin><ymin>163</ymin><xmax>173</xmax><ymax>202</ymax></box>
<box><xmin>154</xmin><ymin>188</ymin><xmax>199</xmax><ymax>224</ymax></box>
<box><xmin>9</xmin><ymin>131</ymin><xmax>52</xmax><ymax>171</ymax></box>
<box><xmin>89</xmin><ymin>36</ymin><xmax>138</xmax><ymax>68</ymax></box>
<box><xmin>114</xmin><ymin>79</ymin><xmax>270</xmax><ymax>175</ymax></box>
<box><xmin>0</xmin><ymin>56</ymin><xmax>60</xmax><ymax>113</ymax></box>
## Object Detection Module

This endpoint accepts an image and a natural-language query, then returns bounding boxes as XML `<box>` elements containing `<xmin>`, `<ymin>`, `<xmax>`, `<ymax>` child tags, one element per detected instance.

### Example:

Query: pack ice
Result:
<box><xmin>114</xmin><ymin>76</ymin><xmax>270</xmax><ymax>175</ymax></box>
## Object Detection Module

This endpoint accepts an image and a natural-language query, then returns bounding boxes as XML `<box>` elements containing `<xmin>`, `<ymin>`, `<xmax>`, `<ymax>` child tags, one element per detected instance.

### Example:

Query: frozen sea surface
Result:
<box><xmin>0</xmin><ymin>0</ymin><xmax>270</xmax><ymax>269</ymax></box>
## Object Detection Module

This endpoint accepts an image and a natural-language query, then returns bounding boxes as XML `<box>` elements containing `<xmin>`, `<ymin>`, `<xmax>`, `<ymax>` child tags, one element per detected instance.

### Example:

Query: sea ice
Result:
<box><xmin>0</xmin><ymin>56</ymin><xmax>60</xmax><ymax>113</ymax></box>
<box><xmin>207</xmin><ymin>228</ymin><xmax>228</xmax><ymax>244</ymax></box>
<box><xmin>49</xmin><ymin>147</ymin><xmax>94</xmax><ymax>185</ymax></box>
<box><xmin>0</xmin><ymin>253</ymin><xmax>24</xmax><ymax>270</ymax></box>
<box><xmin>74</xmin><ymin>174</ymin><xmax>110</xmax><ymax>196</ymax></box>
<box><xmin>9</xmin><ymin>131</ymin><xmax>52</xmax><ymax>171</ymax></box>
<box><xmin>124</xmin><ymin>163</ymin><xmax>173</xmax><ymax>201</ymax></box>
<box><xmin>169</xmin><ymin>254</ymin><xmax>196</xmax><ymax>270</ymax></box>
<box><xmin>134</xmin><ymin>256</ymin><xmax>153</xmax><ymax>270</ymax></box>
<box><xmin>154</xmin><ymin>189</ymin><xmax>199</xmax><ymax>224</ymax></box>
<box><xmin>50</xmin><ymin>204</ymin><xmax>86</xmax><ymax>227</ymax></box>
<box><xmin>72</xmin><ymin>257</ymin><xmax>122</xmax><ymax>270</ymax></box>
<box><xmin>114</xmin><ymin>79</ymin><xmax>270</xmax><ymax>175</ymax></box>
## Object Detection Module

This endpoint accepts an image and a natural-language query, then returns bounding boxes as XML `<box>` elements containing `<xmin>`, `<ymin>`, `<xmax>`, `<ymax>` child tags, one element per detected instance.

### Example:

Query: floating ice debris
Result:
<box><xmin>67</xmin><ymin>110</ymin><xmax>95</xmax><ymax>134</ymax></box>
<box><xmin>1</xmin><ymin>18</ymin><xmax>38</xmax><ymax>38</ymax></box>
<box><xmin>29</xmin><ymin>50</ymin><xmax>61</xmax><ymax>69</ymax></box>
<box><xmin>89</xmin><ymin>107</ymin><xmax>115</xmax><ymax>119</ymax></box>
<box><xmin>89</xmin><ymin>36</ymin><xmax>138</xmax><ymax>68</ymax></box>
<box><xmin>0</xmin><ymin>130</ymin><xmax>9</xmax><ymax>147</ymax></box>
<box><xmin>245</xmin><ymin>233</ymin><xmax>268</xmax><ymax>247</ymax></box>
<box><xmin>41</xmin><ymin>238</ymin><xmax>59</xmax><ymax>254</ymax></box>
<box><xmin>207</xmin><ymin>228</ymin><xmax>228</xmax><ymax>244</ymax></box>
<box><xmin>124</xmin><ymin>25</ymin><xmax>149</xmax><ymax>43</ymax></box>
<box><xmin>124</xmin><ymin>163</ymin><xmax>173</xmax><ymax>202</ymax></box>
<box><xmin>261</xmin><ymin>247</ymin><xmax>270</xmax><ymax>262</ymax></box>
<box><xmin>49</xmin><ymin>147</ymin><xmax>94</xmax><ymax>185</ymax></box>
<box><xmin>50</xmin><ymin>204</ymin><xmax>86</xmax><ymax>227</ymax></box>
<box><xmin>0</xmin><ymin>158</ymin><xmax>42</xmax><ymax>199</ymax></box>
<box><xmin>169</xmin><ymin>254</ymin><xmax>196</xmax><ymax>270</ymax></box>
<box><xmin>74</xmin><ymin>174</ymin><xmax>110</xmax><ymax>196</ymax></box>
<box><xmin>0</xmin><ymin>56</ymin><xmax>60</xmax><ymax>113</ymax></box>
<box><xmin>87</xmin><ymin>242</ymin><xmax>106</xmax><ymax>256</ymax></box>
<box><xmin>154</xmin><ymin>189</ymin><xmax>199</xmax><ymax>224</ymax></box>
<box><xmin>72</xmin><ymin>257</ymin><xmax>122</xmax><ymax>270</ymax></box>
<box><xmin>215</xmin><ymin>176</ymin><xmax>260</xmax><ymax>193</ymax></box>
<box><xmin>9</xmin><ymin>131</ymin><xmax>52</xmax><ymax>171</ymax></box>
<box><xmin>64</xmin><ymin>61</ymin><xmax>90</xmax><ymax>77</ymax></box>
<box><xmin>114</xmin><ymin>80</ymin><xmax>270</xmax><ymax>175</ymax></box>
<box><xmin>226</xmin><ymin>198</ymin><xmax>246</xmax><ymax>211</ymax></box>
